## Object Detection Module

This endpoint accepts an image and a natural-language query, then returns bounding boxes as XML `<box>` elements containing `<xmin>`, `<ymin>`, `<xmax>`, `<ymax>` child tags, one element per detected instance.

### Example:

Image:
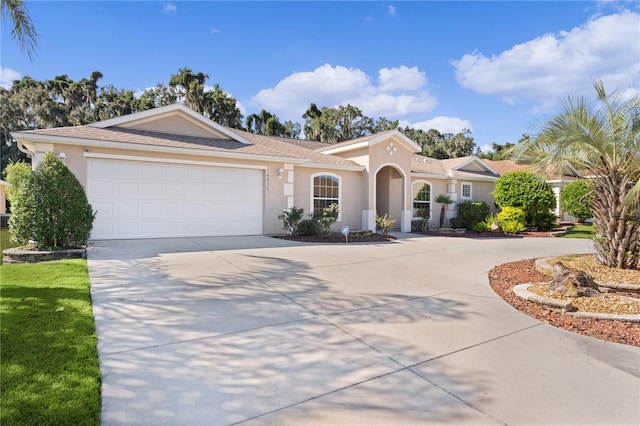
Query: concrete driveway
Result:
<box><xmin>88</xmin><ymin>234</ymin><xmax>640</xmax><ymax>425</ymax></box>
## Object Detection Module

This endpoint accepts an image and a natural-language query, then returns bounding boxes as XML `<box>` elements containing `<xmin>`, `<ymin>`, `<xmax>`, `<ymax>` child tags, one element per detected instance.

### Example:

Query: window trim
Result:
<box><xmin>310</xmin><ymin>172</ymin><xmax>342</xmax><ymax>221</ymax></box>
<box><xmin>412</xmin><ymin>180</ymin><xmax>432</xmax><ymax>220</ymax></box>
<box><xmin>461</xmin><ymin>182</ymin><xmax>473</xmax><ymax>200</ymax></box>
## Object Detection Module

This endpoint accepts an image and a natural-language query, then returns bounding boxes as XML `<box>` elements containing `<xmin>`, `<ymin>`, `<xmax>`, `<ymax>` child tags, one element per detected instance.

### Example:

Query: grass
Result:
<box><xmin>1</xmin><ymin>228</ymin><xmax>21</xmax><ymax>263</ymax></box>
<box><xmin>0</xmin><ymin>259</ymin><xmax>101</xmax><ymax>425</ymax></box>
<box><xmin>561</xmin><ymin>223</ymin><xmax>595</xmax><ymax>239</ymax></box>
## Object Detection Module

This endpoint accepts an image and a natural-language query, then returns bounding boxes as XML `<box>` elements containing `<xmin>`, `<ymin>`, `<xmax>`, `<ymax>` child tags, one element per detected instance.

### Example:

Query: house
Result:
<box><xmin>11</xmin><ymin>104</ymin><xmax>506</xmax><ymax>240</ymax></box>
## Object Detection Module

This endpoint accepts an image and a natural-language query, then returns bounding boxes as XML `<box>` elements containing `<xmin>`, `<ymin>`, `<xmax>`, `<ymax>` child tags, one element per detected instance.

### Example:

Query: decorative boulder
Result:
<box><xmin>550</xmin><ymin>261</ymin><xmax>602</xmax><ymax>298</ymax></box>
<box><xmin>490</xmin><ymin>221</ymin><xmax>501</xmax><ymax>232</ymax></box>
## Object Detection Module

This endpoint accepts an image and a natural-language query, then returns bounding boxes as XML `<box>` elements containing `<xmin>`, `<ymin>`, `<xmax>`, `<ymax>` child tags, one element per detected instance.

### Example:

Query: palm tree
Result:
<box><xmin>434</xmin><ymin>194</ymin><xmax>454</xmax><ymax>228</ymax></box>
<box><xmin>2</xmin><ymin>0</ymin><xmax>38</xmax><ymax>59</ymax></box>
<box><xmin>509</xmin><ymin>79</ymin><xmax>640</xmax><ymax>269</ymax></box>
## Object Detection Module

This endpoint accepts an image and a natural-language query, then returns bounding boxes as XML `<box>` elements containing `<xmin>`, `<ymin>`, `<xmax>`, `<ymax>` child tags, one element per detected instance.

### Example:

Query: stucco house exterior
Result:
<box><xmin>12</xmin><ymin>104</ymin><xmax>509</xmax><ymax>240</ymax></box>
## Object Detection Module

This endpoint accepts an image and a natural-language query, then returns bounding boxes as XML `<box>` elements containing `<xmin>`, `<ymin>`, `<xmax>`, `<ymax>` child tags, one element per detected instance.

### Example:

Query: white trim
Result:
<box><xmin>449</xmin><ymin>173</ymin><xmax>498</xmax><ymax>182</ymax></box>
<box><xmin>297</xmin><ymin>162</ymin><xmax>364</xmax><ymax>172</ymax></box>
<box><xmin>320</xmin><ymin>141</ymin><xmax>369</xmax><ymax>155</ymax></box>
<box><xmin>12</xmin><ymin>132</ymin><xmax>301</xmax><ymax>164</ymax></box>
<box><xmin>461</xmin><ymin>182</ymin><xmax>473</xmax><ymax>200</ymax></box>
<box><xmin>319</xmin><ymin>130</ymin><xmax>421</xmax><ymax>155</ymax></box>
<box><xmin>310</xmin><ymin>172</ymin><xmax>342</xmax><ymax>222</ymax></box>
<box><xmin>84</xmin><ymin>152</ymin><xmax>268</xmax><ymax>170</ymax></box>
<box><xmin>411</xmin><ymin>172</ymin><xmax>449</xmax><ymax>179</ymax></box>
<box><xmin>91</xmin><ymin>103</ymin><xmax>254</xmax><ymax>145</ymax></box>
<box><xmin>411</xmin><ymin>179</ymin><xmax>433</xmax><ymax>220</ymax></box>
<box><xmin>452</xmin><ymin>156</ymin><xmax>499</xmax><ymax>175</ymax></box>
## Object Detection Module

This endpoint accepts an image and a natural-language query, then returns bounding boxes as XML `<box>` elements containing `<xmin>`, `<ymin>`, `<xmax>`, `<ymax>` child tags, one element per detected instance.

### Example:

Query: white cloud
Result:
<box><xmin>378</xmin><ymin>66</ymin><xmax>427</xmax><ymax>92</ymax></box>
<box><xmin>249</xmin><ymin>63</ymin><xmax>437</xmax><ymax>123</ymax></box>
<box><xmin>452</xmin><ymin>11</ymin><xmax>640</xmax><ymax>108</ymax></box>
<box><xmin>0</xmin><ymin>67</ymin><xmax>21</xmax><ymax>89</ymax></box>
<box><xmin>162</xmin><ymin>3</ymin><xmax>176</xmax><ymax>14</ymax></box>
<box><xmin>387</xmin><ymin>5</ymin><xmax>397</xmax><ymax>17</ymax></box>
<box><xmin>411</xmin><ymin>116</ymin><xmax>472</xmax><ymax>135</ymax></box>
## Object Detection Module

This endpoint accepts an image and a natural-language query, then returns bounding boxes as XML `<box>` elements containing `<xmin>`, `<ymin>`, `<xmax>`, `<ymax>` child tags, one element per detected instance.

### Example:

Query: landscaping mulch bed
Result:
<box><xmin>422</xmin><ymin>230</ymin><xmax>558</xmax><ymax>238</ymax></box>
<box><xmin>489</xmin><ymin>259</ymin><xmax>640</xmax><ymax>347</ymax></box>
<box><xmin>273</xmin><ymin>233</ymin><xmax>396</xmax><ymax>243</ymax></box>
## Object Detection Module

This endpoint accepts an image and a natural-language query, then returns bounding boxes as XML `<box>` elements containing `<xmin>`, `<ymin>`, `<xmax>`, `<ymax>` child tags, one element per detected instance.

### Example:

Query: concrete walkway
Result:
<box><xmin>87</xmin><ymin>235</ymin><xmax>640</xmax><ymax>425</ymax></box>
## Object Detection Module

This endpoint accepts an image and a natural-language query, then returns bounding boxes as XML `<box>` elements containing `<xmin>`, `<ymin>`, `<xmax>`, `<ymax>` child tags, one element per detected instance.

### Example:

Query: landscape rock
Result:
<box><xmin>550</xmin><ymin>261</ymin><xmax>603</xmax><ymax>298</ymax></box>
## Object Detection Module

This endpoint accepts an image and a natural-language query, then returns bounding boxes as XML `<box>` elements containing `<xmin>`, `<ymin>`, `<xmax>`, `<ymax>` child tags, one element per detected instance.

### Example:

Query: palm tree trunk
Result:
<box><xmin>592</xmin><ymin>172</ymin><xmax>640</xmax><ymax>269</ymax></box>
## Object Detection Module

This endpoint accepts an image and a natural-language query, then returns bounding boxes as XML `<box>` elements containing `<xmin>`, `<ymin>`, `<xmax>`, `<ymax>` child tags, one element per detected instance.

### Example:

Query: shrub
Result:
<box><xmin>411</xmin><ymin>218</ymin><xmax>430</xmax><ymax>233</ymax></box>
<box><xmin>497</xmin><ymin>207</ymin><xmax>526</xmax><ymax>234</ymax></box>
<box><xmin>375</xmin><ymin>214</ymin><xmax>395</xmax><ymax>237</ymax></box>
<box><xmin>493</xmin><ymin>171</ymin><xmax>555</xmax><ymax>228</ymax></box>
<box><xmin>3</xmin><ymin>161</ymin><xmax>32</xmax><ymax>206</ymax></box>
<box><xmin>278</xmin><ymin>206</ymin><xmax>304</xmax><ymax>235</ymax></box>
<box><xmin>561</xmin><ymin>180</ymin><xmax>593</xmax><ymax>222</ymax></box>
<box><xmin>305</xmin><ymin>203</ymin><xmax>339</xmax><ymax>238</ymax></box>
<box><xmin>532</xmin><ymin>211</ymin><xmax>558</xmax><ymax>231</ymax></box>
<box><xmin>8</xmin><ymin>152</ymin><xmax>95</xmax><ymax>249</ymax></box>
<box><xmin>296</xmin><ymin>218</ymin><xmax>320</xmax><ymax>236</ymax></box>
<box><xmin>450</xmin><ymin>201</ymin><xmax>490</xmax><ymax>230</ymax></box>
<box><xmin>472</xmin><ymin>213</ymin><xmax>498</xmax><ymax>232</ymax></box>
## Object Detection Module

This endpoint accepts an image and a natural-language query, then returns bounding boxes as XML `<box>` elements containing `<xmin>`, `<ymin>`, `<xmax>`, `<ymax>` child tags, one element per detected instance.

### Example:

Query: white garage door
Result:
<box><xmin>87</xmin><ymin>158</ymin><xmax>264</xmax><ymax>239</ymax></box>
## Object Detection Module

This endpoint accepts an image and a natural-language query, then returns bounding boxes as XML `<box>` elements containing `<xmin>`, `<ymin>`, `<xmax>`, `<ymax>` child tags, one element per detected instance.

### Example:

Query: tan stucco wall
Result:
<box><xmin>0</xmin><ymin>183</ymin><xmax>7</xmax><ymax>215</ymax></box>
<box><xmin>464</xmin><ymin>180</ymin><xmax>497</xmax><ymax>212</ymax></box>
<box><xmin>410</xmin><ymin>178</ymin><xmax>448</xmax><ymax>223</ymax></box>
<box><xmin>125</xmin><ymin>115</ymin><xmax>223</xmax><ymax>138</ymax></box>
<box><xmin>292</xmin><ymin>167</ymin><xmax>365</xmax><ymax>232</ymax></box>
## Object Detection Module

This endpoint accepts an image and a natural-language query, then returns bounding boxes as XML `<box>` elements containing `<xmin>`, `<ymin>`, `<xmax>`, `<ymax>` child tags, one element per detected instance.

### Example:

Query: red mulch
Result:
<box><xmin>273</xmin><ymin>234</ymin><xmax>395</xmax><ymax>243</ymax></box>
<box><xmin>422</xmin><ymin>230</ymin><xmax>557</xmax><ymax>238</ymax></box>
<box><xmin>489</xmin><ymin>259</ymin><xmax>640</xmax><ymax>347</ymax></box>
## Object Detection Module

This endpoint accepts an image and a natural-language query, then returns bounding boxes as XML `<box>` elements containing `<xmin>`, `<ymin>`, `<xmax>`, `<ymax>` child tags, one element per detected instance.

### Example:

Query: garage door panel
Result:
<box><xmin>88</xmin><ymin>158</ymin><xmax>264</xmax><ymax>239</ymax></box>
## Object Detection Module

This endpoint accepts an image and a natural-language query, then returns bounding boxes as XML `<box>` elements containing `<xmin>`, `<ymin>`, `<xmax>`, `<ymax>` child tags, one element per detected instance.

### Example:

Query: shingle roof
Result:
<box><xmin>17</xmin><ymin>125</ymin><xmax>363</xmax><ymax>168</ymax></box>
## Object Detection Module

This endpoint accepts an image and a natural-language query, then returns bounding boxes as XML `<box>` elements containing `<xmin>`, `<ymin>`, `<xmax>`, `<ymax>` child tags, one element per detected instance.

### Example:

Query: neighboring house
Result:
<box><xmin>10</xmin><ymin>104</ymin><xmax>515</xmax><ymax>240</ymax></box>
<box><xmin>483</xmin><ymin>160</ymin><xmax>581</xmax><ymax>222</ymax></box>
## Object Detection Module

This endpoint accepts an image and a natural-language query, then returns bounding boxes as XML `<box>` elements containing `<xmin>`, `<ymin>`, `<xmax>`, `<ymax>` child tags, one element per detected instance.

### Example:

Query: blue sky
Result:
<box><xmin>2</xmin><ymin>1</ymin><xmax>639</xmax><ymax>151</ymax></box>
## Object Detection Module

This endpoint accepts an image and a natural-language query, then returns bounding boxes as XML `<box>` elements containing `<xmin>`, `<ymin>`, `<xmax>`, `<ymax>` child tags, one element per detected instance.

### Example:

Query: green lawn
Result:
<box><xmin>561</xmin><ymin>223</ymin><xmax>595</xmax><ymax>239</ymax></box>
<box><xmin>0</xmin><ymin>259</ymin><xmax>101</xmax><ymax>425</ymax></box>
<box><xmin>1</xmin><ymin>227</ymin><xmax>21</xmax><ymax>249</ymax></box>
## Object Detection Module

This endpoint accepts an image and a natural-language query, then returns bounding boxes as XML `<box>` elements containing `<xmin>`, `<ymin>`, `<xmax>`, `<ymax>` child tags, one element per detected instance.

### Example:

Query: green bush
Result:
<box><xmin>493</xmin><ymin>171</ymin><xmax>555</xmax><ymax>228</ymax></box>
<box><xmin>561</xmin><ymin>180</ymin><xmax>593</xmax><ymax>222</ymax></box>
<box><xmin>375</xmin><ymin>214</ymin><xmax>396</xmax><ymax>237</ymax></box>
<box><xmin>8</xmin><ymin>152</ymin><xmax>95</xmax><ymax>249</ymax></box>
<box><xmin>532</xmin><ymin>211</ymin><xmax>558</xmax><ymax>231</ymax></box>
<box><xmin>472</xmin><ymin>213</ymin><xmax>498</xmax><ymax>232</ymax></box>
<box><xmin>449</xmin><ymin>201</ymin><xmax>490</xmax><ymax>230</ymax></box>
<box><xmin>296</xmin><ymin>218</ymin><xmax>320</xmax><ymax>236</ymax></box>
<box><xmin>278</xmin><ymin>206</ymin><xmax>304</xmax><ymax>235</ymax></box>
<box><xmin>312</xmin><ymin>203</ymin><xmax>339</xmax><ymax>238</ymax></box>
<box><xmin>411</xmin><ymin>219</ymin><xmax>430</xmax><ymax>233</ymax></box>
<box><xmin>3</xmin><ymin>161</ymin><xmax>32</xmax><ymax>206</ymax></box>
<box><xmin>497</xmin><ymin>207</ymin><xmax>526</xmax><ymax>234</ymax></box>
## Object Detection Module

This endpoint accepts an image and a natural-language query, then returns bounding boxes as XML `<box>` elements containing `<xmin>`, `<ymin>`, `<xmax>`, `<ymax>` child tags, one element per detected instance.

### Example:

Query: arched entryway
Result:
<box><xmin>375</xmin><ymin>165</ymin><xmax>405</xmax><ymax>230</ymax></box>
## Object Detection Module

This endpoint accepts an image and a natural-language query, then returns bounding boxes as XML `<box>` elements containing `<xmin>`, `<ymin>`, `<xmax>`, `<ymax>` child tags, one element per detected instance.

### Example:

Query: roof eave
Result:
<box><xmin>12</xmin><ymin>132</ymin><xmax>304</xmax><ymax>164</ymax></box>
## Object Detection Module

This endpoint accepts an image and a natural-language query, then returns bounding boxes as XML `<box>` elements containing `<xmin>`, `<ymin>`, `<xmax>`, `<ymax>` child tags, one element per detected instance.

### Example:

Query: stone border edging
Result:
<box><xmin>513</xmin><ymin>283</ymin><xmax>640</xmax><ymax>322</ymax></box>
<box><xmin>2</xmin><ymin>247</ymin><xmax>86</xmax><ymax>264</ymax></box>
<box><xmin>534</xmin><ymin>256</ymin><xmax>640</xmax><ymax>292</ymax></box>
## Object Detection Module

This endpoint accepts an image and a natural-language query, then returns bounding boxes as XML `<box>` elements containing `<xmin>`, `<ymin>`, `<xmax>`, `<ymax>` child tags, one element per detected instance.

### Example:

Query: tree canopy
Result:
<box><xmin>508</xmin><ymin>79</ymin><xmax>640</xmax><ymax>269</ymax></box>
<box><xmin>1</xmin><ymin>68</ymin><xmax>483</xmax><ymax>175</ymax></box>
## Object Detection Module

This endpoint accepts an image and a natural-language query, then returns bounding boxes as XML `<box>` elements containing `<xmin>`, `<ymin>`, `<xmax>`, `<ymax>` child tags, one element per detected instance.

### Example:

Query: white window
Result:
<box><xmin>311</xmin><ymin>174</ymin><xmax>341</xmax><ymax>219</ymax></box>
<box><xmin>412</xmin><ymin>182</ymin><xmax>431</xmax><ymax>219</ymax></box>
<box><xmin>461</xmin><ymin>183</ymin><xmax>472</xmax><ymax>199</ymax></box>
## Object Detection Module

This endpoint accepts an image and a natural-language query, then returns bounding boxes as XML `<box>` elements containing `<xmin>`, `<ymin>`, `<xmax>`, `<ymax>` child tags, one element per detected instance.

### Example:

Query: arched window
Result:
<box><xmin>311</xmin><ymin>174</ymin><xmax>341</xmax><ymax>219</ymax></box>
<box><xmin>412</xmin><ymin>181</ymin><xmax>431</xmax><ymax>219</ymax></box>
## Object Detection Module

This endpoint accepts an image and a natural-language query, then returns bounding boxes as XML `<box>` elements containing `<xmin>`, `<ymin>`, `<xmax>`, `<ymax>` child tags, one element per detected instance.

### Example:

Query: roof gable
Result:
<box><xmin>442</xmin><ymin>156</ymin><xmax>499</xmax><ymax>175</ymax></box>
<box><xmin>318</xmin><ymin>129</ymin><xmax>421</xmax><ymax>155</ymax></box>
<box><xmin>91</xmin><ymin>104</ymin><xmax>252</xmax><ymax>145</ymax></box>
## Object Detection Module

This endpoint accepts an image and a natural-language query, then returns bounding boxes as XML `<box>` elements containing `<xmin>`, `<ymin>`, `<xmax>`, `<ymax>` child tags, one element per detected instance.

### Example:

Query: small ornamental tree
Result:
<box><xmin>434</xmin><ymin>194</ymin><xmax>454</xmax><ymax>228</ymax></box>
<box><xmin>8</xmin><ymin>152</ymin><xmax>96</xmax><ymax>249</ymax></box>
<box><xmin>561</xmin><ymin>180</ymin><xmax>593</xmax><ymax>222</ymax></box>
<box><xmin>493</xmin><ymin>171</ymin><xmax>556</xmax><ymax>229</ymax></box>
<box><xmin>3</xmin><ymin>161</ymin><xmax>32</xmax><ymax>206</ymax></box>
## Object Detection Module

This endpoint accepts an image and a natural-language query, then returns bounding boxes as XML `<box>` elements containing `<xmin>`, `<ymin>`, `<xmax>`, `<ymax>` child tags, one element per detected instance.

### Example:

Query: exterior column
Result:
<box><xmin>283</xmin><ymin>163</ymin><xmax>294</xmax><ymax>209</ymax></box>
<box><xmin>446</xmin><ymin>179</ymin><xmax>458</xmax><ymax>223</ymax></box>
<box><xmin>400</xmin><ymin>210</ymin><xmax>412</xmax><ymax>232</ymax></box>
